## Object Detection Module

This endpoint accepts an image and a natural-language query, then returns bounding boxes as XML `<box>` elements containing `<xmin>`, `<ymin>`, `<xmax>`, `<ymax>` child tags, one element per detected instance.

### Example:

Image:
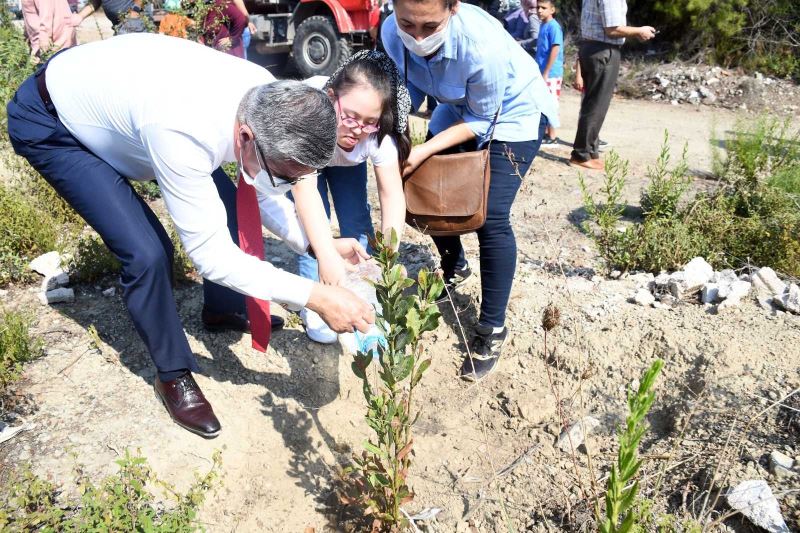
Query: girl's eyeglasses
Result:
<box><xmin>336</xmin><ymin>98</ymin><xmax>380</xmax><ymax>134</ymax></box>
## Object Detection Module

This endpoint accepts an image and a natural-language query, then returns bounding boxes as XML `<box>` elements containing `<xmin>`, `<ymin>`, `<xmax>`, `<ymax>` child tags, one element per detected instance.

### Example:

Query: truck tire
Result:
<box><xmin>292</xmin><ymin>15</ymin><xmax>352</xmax><ymax>77</ymax></box>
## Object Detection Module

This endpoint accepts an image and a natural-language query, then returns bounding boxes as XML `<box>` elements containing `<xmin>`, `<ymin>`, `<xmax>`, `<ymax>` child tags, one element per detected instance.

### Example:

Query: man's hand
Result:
<box><xmin>573</xmin><ymin>73</ymin><xmax>584</xmax><ymax>91</ymax></box>
<box><xmin>636</xmin><ymin>26</ymin><xmax>656</xmax><ymax>41</ymax></box>
<box><xmin>334</xmin><ymin>238</ymin><xmax>370</xmax><ymax>265</ymax></box>
<box><xmin>306</xmin><ymin>284</ymin><xmax>375</xmax><ymax>333</ymax></box>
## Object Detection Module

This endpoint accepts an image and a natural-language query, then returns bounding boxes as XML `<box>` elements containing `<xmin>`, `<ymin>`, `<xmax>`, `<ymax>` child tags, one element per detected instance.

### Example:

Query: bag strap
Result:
<box><xmin>404</xmin><ymin>48</ymin><xmax>501</xmax><ymax>148</ymax></box>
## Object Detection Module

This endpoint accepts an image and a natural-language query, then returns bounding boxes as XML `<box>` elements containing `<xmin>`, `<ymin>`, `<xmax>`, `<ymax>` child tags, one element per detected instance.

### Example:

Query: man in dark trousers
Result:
<box><xmin>7</xmin><ymin>33</ymin><xmax>375</xmax><ymax>439</ymax></box>
<box><xmin>569</xmin><ymin>0</ymin><xmax>654</xmax><ymax>170</ymax></box>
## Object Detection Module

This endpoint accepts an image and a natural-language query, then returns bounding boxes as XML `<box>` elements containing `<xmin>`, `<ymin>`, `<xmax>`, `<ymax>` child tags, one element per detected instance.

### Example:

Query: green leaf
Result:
<box><xmin>362</xmin><ymin>441</ymin><xmax>388</xmax><ymax>459</ymax></box>
<box><xmin>411</xmin><ymin>358</ymin><xmax>431</xmax><ymax>387</ymax></box>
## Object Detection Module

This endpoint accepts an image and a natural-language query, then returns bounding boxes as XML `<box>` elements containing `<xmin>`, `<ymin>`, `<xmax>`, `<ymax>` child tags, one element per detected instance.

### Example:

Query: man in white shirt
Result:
<box><xmin>6</xmin><ymin>33</ymin><xmax>375</xmax><ymax>438</ymax></box>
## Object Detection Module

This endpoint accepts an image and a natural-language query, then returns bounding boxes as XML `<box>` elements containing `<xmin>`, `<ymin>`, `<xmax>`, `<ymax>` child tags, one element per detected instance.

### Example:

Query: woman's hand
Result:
<box><xmin>248</xmin><ymin>21</ymin><xmax>257</xmax><ymax>34</ymax></box>
<box><xmin>216</xmin><ymin>37</ymin><xmax>232</xmax><ymax>52</ymax></box>
<box><xmin>402</xmin><ymin>145</ymin><xmax>430</xmax><ymax>178</ymax></box>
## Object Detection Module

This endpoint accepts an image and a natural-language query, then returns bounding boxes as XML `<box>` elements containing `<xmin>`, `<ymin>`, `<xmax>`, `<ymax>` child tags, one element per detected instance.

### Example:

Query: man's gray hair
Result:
<box><xmin>237</xmin><ymin>80</ymin><xmax>337</xmax><ymax>169</ymax></box>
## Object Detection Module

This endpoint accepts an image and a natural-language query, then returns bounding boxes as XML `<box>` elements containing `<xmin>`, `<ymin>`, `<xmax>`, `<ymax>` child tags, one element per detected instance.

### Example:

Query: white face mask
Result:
<box><xmin>397</xmin><ymin>16</ymin><xmax>451</xmax><ymax>56</ymax></box>
<box><xmin>239</xmin><ymin>142</ymin><xmax>294</xmax><ymax>197</ymax></box>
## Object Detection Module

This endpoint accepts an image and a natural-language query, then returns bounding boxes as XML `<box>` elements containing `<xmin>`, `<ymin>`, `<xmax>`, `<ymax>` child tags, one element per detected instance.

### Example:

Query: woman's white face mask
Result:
<box><xmin>397</xmin><ymin>15</ymin><xmax>451</xmax><ymax>56</ymax></box>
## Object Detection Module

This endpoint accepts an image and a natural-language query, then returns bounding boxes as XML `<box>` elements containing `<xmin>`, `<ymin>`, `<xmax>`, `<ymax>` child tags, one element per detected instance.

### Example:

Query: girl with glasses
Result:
<box><xmin>295</xmin><ymin>50</ymin><xmax>412</xmax><ymax>344</ymax></box>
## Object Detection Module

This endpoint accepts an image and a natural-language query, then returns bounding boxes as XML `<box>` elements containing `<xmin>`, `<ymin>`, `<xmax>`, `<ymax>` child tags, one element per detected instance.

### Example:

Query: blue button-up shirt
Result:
<box><xmin>381</xmin><ymin>3</ymin><xmax>559</xmax><ymax>145</ymax></box>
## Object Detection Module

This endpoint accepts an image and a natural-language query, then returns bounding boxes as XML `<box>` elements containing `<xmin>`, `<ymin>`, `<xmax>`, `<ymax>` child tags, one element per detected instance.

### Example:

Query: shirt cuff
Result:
<box><xmin>269</xmin><ymin>270</ymin><xmax>314</xmax><ymax>310</ymax></box>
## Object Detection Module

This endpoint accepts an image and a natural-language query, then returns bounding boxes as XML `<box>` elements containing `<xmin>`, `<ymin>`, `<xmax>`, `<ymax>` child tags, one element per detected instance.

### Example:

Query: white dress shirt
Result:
<box><xmin>46</xmin><ymin>33</ymin><xmax>314</xmax><ymax>308</ymax></box>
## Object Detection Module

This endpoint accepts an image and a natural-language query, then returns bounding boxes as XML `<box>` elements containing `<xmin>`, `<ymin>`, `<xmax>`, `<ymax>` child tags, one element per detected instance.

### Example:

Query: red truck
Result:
<box><xmin>245</xmin><ymin>0</ymin><xmax>380</xmax><ymax>77</ymax></box>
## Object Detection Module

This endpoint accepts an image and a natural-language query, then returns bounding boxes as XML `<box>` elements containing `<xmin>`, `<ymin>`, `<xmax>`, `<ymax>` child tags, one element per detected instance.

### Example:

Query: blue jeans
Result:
<box><xmin>432</xmin><ymin>116</ymin><xmax>547</xmax><ymax>328</ymax></box>
<box><xmin>242</xmin><ymin>27</ymin><xmax>251</xmax><ymax>60</ymax></box>
<box><xmin>7</xmin><ymin>72</ymin><xmax>244</xmax><ymax>381</ymax></box>
<box><xmin>297</xmin><ymin>163</ymin><xmax>374</xmax><ymax>281</ymax></box>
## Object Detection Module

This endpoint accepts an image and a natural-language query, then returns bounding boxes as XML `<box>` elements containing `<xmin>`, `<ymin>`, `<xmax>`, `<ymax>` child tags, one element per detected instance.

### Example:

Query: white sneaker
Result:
<box><xmin>299</xmin><ymin>308</ymin><xmax>338</xmax><ymax>344</ymax></box>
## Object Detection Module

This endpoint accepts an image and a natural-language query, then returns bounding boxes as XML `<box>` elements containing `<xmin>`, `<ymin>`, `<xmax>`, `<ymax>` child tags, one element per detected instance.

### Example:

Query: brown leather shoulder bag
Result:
<box><xmin>402</xmin><ymin>50</ymin><xmax>500</xmax><ymax>236</ymax></box>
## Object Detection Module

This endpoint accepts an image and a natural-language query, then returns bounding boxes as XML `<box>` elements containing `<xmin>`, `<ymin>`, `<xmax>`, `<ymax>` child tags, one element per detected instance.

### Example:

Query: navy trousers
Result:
<box><xmin>431</xmin><ymin>116</ymin><xmax>546</xmax><ymax>328</ymax></box>
<box><xmin>7</xmin><ymin>73</ymin><xmax>245</xmax><ymax>381</ymax></box>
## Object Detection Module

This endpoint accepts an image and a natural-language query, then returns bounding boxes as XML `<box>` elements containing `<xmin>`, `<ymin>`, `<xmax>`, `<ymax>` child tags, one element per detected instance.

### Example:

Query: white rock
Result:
<box><xmin>629</xmin><ymin>272</ymin><xmax>655</xmax><ymax>287</ymax></box>
<box><xmin>556</xmin><ymin>416</ymin><xmax>600</xmax><ymax>452</ymax></box>
<box><xmin>37</xmin><ymin>287</ymin><xmax>75</xmax><ymax>305</ymax></box>
<box><xmin>29</xmin><ymin>251</ymin><xmax>62</xmax><ymax>277</ymax></box>
<box><xmin>0</xmin><ymin>289</ymin><xmax>7</xmax><ymax>299</ymax></box>
<box><xmin>632</xmin><ymin>289</ymin><xmax>656</xmax><ymax>307</ymax></box>
<box><xmin>682</xmin><ymin>257</ymin><xmax>714</xmax><ymax>292</ymax></box>
<box><xmin>102</xmin><ymin>287</ymin><xmax>116</xmax><ymax>297</ymax></box>
<box><xmin>769</xmin><ymin>451</ymin><xmax>794</xmax><ymax>478</ymax></box>
<box><xmin>720</xmin><ymin>280</ymin><xmax>751</xmax><ymax>302</ymax></box>
<box><xmin>776</xmin><ymin>284</ymin><xmax>800</xmax><ymax>314</ymax></box>
<box><xmin>701</xmin><ymin>283</ymin><xmax>720</xmax><ymax>304</ymax></box>
<box><xmin>40</xmin><ymin>270</ymin><xmax>69</xmax><ymax>292</ymax></box>
<box><xmin>752</xmin><ymin>267</ymin><xmax>786</xmax><ymax>298</ymax></box>
<box><xmin>726</xmin><ymin>480</ymin><xmax>789</xmax><ymax>533</ymax></box>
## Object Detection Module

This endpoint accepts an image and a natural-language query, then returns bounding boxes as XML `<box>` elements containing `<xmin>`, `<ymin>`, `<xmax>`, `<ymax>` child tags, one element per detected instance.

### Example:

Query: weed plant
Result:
<box><xmin>0</xmin><ymin>309</ymin><xmax>41</xmax><ymax>397</ymax></box>
<box><xmin>598</xmin><ymin>359</ymin><xmax>664</xmax><ymax>533</ymax></box>
<box><xmin>339</xmin><ymin>230</ymin><xmax>444</xmax><ymax>531</ymax></box>
<box><xmin>0</xmin><ymin>449</ymin><xmax>221</xmax><ymax>531</ymax></box>
<box><xmin>581</xmin><ymin>124</ymin><xmax>800</xmax><ymax>276</ymax></box>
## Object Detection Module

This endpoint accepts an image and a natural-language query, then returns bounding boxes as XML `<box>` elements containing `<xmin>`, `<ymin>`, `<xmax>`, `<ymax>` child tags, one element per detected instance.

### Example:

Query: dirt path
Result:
<box><xmin>2</xmin><ymin>78</ymin><xmax>798</xmax><ymax>532</ymax></box>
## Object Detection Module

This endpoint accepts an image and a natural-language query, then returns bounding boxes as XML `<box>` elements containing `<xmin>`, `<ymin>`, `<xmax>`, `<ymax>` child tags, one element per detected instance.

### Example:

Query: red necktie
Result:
<box><xmin>236</xmin><ymin>174</ymin><xmax>271</xmax><ymax>352</ymax></box>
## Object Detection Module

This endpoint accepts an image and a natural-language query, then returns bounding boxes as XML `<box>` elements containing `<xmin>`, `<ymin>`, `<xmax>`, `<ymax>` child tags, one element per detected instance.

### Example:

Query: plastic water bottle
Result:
<box><xmin>338</xmin><ymin>262</ymin><xmax>386</xmax><ymax>359</ymax></box>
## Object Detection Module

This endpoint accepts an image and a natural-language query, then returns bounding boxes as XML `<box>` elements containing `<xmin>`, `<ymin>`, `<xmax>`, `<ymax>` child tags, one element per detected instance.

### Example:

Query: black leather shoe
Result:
<box><xmin>154</xmin><ymin>373</ymin><xmax>221</xmax><ymax>438</ymax></box>
<box><xmin>201</xmin><ymin>309</ymin><xmax>284</xmax><ymax>333</ymax></box>
<box><xmin>459</xmin><ymin>325</ymin><xmax>508</xmax><ymax>382</ymax></box>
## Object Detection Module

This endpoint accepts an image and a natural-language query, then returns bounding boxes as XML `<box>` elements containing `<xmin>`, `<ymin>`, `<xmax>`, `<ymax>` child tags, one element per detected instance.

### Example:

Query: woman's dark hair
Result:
<box><xmin>328</xmin><ymin>58</ymin><xmax>412</xmax><ymax>169</ymax></box>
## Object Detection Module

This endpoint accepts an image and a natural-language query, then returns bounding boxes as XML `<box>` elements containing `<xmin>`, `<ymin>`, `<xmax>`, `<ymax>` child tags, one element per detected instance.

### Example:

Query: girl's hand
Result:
<box><xmin>317</xmin><ymin>252</ymin><xmax>346</xmax><ymax>286</ymax></box>
<box><xmin>334</xmin><ymin>238</ymin><xmax>370</xmax><ymax>265</ymax></box>
<box><xmin>248</xmin><ymin>21</ymin><xmax>256</xmax><ymax>34</ymax></box>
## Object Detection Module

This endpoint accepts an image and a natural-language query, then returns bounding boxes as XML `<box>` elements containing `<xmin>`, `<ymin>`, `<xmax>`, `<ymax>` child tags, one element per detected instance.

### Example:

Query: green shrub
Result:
<box><xmin>0</xmin><ymin>309</ymin><xmax>42</xmax><ymax>395</ymax></box>
<box><xmin>581</xmin><ymin>121</ymin><xmax>800</xmax><ymax>277</ymax></box>
<box><xmin>68</xmin><ymin>233</ymin><xmax>122</xmax><ymax>283</ymax></box>
<box><xmin>131</xmin><ymin>179</ymin><xmax>162</xmax><ymax>201</ymax></box>
<box><xmin>0</xmin><ymin>449</ymin><xmax>221</xmax><ymax>532</ymax></box>
<box><xmin>640</xmin><ymin>133</ymin><xmax>690</xmax><ymax>220</ymax></box>
<box><xmin>0</xmin><ymin>183</ymin><xmax>62</xmax><ymax>285</ymax></box>
<box><xmin>0</xmin><ymin>6</ymin><xmax>34</xmax><ymax>127</ymax></box>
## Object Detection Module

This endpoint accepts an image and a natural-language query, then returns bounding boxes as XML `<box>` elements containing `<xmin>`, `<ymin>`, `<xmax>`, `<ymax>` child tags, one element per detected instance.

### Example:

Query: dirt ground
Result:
<box><xmin>2</xmin><ymin>27</ymin><xmax>800</xmax><ymax>532</ymax></box>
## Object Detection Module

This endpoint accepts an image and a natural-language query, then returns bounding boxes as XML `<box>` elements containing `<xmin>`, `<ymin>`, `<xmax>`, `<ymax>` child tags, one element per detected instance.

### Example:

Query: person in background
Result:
<box><xmin>71</xmin><ymin>0</ymin><xmax>147</xmax><ymax>34</ymax></box>
<box><xmin>296</xmin><ymin>50</ymin><xmax>410</xmax><ymax>344</ymax></box>
<box><xmin>21</xmin><ymin>0</ymin><xmax>77</xmax><ymax>64</ymax></box>
<box><xmin>503</xmin><ymin>0</ymin><xmax>537</xmax><ymax>55</ymax></box>
<box><xmin>569</xmin><ymin>0</ymin><xmax>654</xmax><ymax>169</ymax></box>
<box><xmin>572</xmin><ymin>56</ymin><xmax>609</xmax><ymax>151</ymax></box>
<box><xmin>204</xmin><ymin>0</ymin><xmax>248</xmax><ymax>57</ymax></box>
<box><xmin>231</xmin><ymin>0</ymin><xmax>256</xmax><ymax>59</ymax></box>
<box><xmin>382</xmin><ymin>0</ymin><xmax>558</xmax><ymax>381</ymax></box>
<box><xmin>534</xmin><ymin>0</ymin><xmax>563</xmax><ymax>143</ymax></box>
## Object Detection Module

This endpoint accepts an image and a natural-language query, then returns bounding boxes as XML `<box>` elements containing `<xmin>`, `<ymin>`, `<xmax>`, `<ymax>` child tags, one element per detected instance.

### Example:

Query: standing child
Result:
<box><xmin>535</xmin><ymin>0</ymin><xmax>563</xmax><ymax>143</ymax></box>
<box><xmin>295</xmin><ymin>50</ymin><xmax>411</xmax><ymax>344</ymax></box>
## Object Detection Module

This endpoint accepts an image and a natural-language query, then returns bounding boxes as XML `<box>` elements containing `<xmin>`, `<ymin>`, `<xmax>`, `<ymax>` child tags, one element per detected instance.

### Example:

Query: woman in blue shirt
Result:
<box><xmin>382</xmin><ymin>0</ymin><xmax>558</xmax><ymax>381</ymax></box>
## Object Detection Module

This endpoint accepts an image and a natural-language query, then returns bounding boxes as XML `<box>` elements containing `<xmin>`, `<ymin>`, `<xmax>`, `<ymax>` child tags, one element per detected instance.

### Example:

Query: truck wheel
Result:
<box><xmin>292</xmin><ymin>15</ymin><xmax>351</xmax><ymax>77</ymax></box>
